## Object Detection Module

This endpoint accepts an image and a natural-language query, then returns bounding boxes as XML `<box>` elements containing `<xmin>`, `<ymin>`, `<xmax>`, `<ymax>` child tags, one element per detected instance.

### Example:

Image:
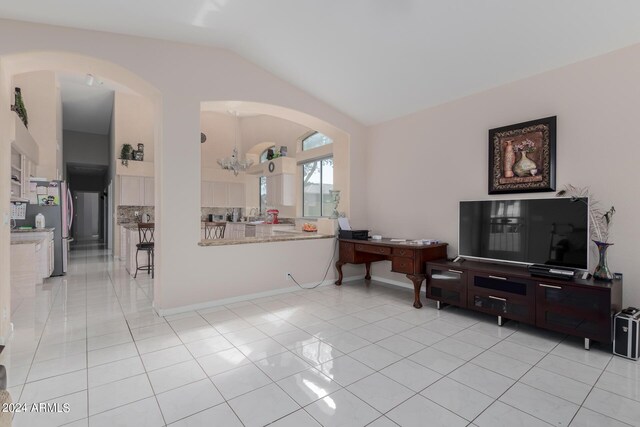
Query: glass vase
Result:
<box><xmin>592</xmin><ymin>240</ymin><xmax>614</xmax><ymax>281</ymax></box>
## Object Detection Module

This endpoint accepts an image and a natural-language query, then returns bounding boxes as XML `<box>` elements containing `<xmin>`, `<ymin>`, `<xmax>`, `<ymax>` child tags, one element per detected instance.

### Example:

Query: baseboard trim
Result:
<box><xmin>156</xmin><ymin>277</ymin><xmax>341</xmax><ymax>317</ymax></box>
<box><xmin>370</xmin><ymin>275</ymin><xmax>415</xmax><ymax>290</ymax></box>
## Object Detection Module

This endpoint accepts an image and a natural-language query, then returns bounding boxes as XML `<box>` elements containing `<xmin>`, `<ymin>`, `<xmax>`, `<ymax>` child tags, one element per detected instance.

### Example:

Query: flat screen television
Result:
<box><xmin>459</xmin><ymin>198</ymin><xmax>589</xmax><ymax>270</ymax></box>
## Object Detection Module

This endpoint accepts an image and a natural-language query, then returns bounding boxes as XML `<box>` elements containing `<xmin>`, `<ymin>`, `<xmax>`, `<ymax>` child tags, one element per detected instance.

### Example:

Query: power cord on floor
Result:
<box><xmin>287</xmin><ymin>236</ymin><xmax>338</xmax><ymax>290</ymax></box>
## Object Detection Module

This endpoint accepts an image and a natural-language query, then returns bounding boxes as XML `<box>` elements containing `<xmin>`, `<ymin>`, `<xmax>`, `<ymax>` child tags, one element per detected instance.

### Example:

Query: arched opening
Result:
<box><xmin>200</xmin><ymin>101</ymin><xmax>351</xmax><ymax>221</ymax></box>
<box><xmin>0</xmin><ymin>51</ymin><xmax>162</xmax><ymax>338</ymax></box>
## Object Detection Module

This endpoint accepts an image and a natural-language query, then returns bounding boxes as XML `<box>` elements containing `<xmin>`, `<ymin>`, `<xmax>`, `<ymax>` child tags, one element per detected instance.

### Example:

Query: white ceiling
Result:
<box><xmin>4</xmin><ymin>1</ymin><xmax>640</xmax><ymax>124</ymax></box>
<box><xmin>58</xmin><ymin>73</ymin><xmax>135</xmax><ymax>135</ymax></box>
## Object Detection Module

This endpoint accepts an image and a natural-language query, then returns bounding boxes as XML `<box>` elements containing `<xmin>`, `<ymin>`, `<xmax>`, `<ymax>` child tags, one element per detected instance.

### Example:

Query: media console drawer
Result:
<box><xmin>425</xmin><ymin>259</ymin><xmax>622</xmax><ymax>345</ymax></box>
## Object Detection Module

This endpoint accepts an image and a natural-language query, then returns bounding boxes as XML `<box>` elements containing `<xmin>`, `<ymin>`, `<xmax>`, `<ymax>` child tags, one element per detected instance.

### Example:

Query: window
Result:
<box><xmin>259</xmin><ymin>147</ymin><xmax>275</xmax><ymax>163</ymax></box>
<box><xmin>302</xmin><ymin>132</ymin><xmax>333</xmax><ymax>151</ymax></box>
<box><xmin>302</xmin><ymin>157</ymin><xmax>333</xmax><ymax>217</ymax></box>
<box><xmin>259</xmin><ymin>176</ymin><xmax>267</xmax><ymax>213</ymax></box>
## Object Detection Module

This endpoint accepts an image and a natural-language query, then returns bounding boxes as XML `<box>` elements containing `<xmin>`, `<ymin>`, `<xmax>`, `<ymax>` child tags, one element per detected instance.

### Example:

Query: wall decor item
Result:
<box><xmin>488</xmin><ymin>116</ymin><xmax>556</xmax><ymax>194</ymax></box>
<box><xmin>200</xmin><ymin>132</ymin><xmax>207</xmax><ymax>144</ymax></box>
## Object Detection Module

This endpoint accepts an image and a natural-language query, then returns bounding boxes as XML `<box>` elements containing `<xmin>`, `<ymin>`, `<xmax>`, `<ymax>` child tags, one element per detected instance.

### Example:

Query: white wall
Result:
<box><xmin>12</xmin><ymin>70</ymin><xmax>60</xmax><ymax>179</ymax></box>
<box><xmin>366</xmin><ymin>44</ymin><xmax>640</xmax><ymax>306</ymax></box>
<box><xmin>0</xmin><ymin>19</ymin><xmax>368</xmax><ymax>312</ymax></box>
<box><xmin>63</xmin><ymin>130</ymin><xmax>110</xmax><ymax>167</ymax></box>
<box><xmin>0</xmin><ymin>57</ymin><xmax>11</xmax><ymax>342</ymax></box>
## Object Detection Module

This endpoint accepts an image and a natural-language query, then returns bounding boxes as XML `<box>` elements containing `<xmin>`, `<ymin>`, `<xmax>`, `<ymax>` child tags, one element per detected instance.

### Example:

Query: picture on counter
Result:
<box><xmin>37</xmin><ymin>194</ymin><xmax>59</xmax><ymax>206</ymax></box>
<box><xmin>488</xmin><ymin>116</ymin><xmax>556</xmax><ymax>194</ymax></box>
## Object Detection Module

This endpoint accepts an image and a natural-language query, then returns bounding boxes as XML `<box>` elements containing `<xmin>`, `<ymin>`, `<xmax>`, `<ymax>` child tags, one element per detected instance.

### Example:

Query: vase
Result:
<box><xmin>513</xmin><ymin>151</ymin><xmax>537</xmax><ymax>177</ymax></box>
<box><xmin>592</xmin><ymin>240</ymin><xmax>614</xmax><ymax>281</ymax></box>
<box><xmin>503</xmin><ymin>140</ymin><xmax>515</xmax><ymax>178</ymax></box>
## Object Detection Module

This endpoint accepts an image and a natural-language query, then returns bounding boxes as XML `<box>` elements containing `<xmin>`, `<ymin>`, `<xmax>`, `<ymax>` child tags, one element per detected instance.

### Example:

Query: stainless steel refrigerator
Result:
<box><xmin>15</xmin><ymin>180</ymin><xmax>73</xmax><ymax>276</ymax></box>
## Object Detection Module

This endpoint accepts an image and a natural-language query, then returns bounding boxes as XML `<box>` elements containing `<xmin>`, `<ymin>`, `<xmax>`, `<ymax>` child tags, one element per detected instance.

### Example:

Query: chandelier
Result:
<box><xmin>217</xmin><ymin>112</ymin><xmax>253</xmax><ymax>176</ymax></box>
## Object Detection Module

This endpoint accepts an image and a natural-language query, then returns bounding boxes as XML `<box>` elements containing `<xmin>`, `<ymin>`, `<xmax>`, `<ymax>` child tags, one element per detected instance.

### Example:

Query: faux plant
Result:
<box><xmin>120</xmin><ymin>144</ymin><xmax>133</xmax><ymax>166</ymax></box>
<box><xmin>557</xmin><ymin>184</ymin><xmax>615</xmax><ymax>243</ymax></box>
<box><xmin>12</xmin><ymin>87</ymin><xmax>28</xmax><ymax>128</ymax></box>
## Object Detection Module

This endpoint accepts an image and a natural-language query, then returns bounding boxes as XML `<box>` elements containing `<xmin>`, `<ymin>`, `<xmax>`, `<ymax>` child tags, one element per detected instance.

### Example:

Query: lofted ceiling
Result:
<box><xmin>58</xmin><ymin>72</ymin><xmax>135</xmax><ymax>135</ymax></box>
<box><xmin>3</xmin><ymin>1</ymin><xmax>640</xmax><ymax>124</ymax></box>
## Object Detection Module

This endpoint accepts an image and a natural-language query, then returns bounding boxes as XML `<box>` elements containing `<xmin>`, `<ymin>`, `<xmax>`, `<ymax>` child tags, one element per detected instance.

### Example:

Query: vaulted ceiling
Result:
<box><xmin>3</xmin><ymin>1</ymin><xmax>640</xmax><ymax>124</ymax></box>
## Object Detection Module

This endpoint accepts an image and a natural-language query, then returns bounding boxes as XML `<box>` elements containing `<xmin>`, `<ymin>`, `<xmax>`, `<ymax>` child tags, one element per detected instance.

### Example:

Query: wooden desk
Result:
<box><xmin>335</xmin><ymin>238</ymin><xmax>448</xmax><ymax>308</ymax></box>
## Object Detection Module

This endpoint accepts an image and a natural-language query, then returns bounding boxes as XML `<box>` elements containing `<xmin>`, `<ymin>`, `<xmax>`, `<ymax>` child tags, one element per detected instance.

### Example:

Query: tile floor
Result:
<box><xmin>1</xmin><ymin>243</ymin><xmax>639</xmax><ymax>426</ymax></box>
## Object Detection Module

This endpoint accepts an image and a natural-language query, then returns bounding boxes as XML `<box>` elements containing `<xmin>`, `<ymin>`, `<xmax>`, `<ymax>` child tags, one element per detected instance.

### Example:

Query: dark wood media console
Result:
<box><xmin>426</xmin><ymin>259</ymin><xmax>622</xmax><ymax>349</ymax></box>
<box><xmin>335</xmin><ymin>238</ymin><xmax>448</xmax><ymax>308</ymax></box>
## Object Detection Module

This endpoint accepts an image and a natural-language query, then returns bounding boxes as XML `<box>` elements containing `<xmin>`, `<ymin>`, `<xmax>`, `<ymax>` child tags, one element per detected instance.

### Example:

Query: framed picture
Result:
<box><xmin>488</xmin><ymin>116</ymin><xmax>556</xmax><ymax>194</ymax></box>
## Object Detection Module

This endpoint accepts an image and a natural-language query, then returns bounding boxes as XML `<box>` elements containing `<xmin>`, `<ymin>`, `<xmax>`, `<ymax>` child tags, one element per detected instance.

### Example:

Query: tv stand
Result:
<box><xmin>426</xmin><ymin>259</ymin><xmax>622</xmax><ymax>349</ymax></box>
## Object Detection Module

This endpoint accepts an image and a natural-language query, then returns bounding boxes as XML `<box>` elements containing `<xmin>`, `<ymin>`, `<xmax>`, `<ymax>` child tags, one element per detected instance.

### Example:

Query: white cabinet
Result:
<box><xmin>201</xmin><ymin>181</ymin><xmax>245</xmax><ymax>208</ymax></box>
<box><xmin>224</xmin><ymin>223</ymin><xmax>246</xmax><ymax>239</ymax></box>
<box><xmin>119</xmin><ymin>176</ymin><xmax>154</xmax><ymax>206</ymax></box>
<box><xmin>266</xmin><ymin>174</ymin><xmax>295</xmax><ymax>207</ymax></box>
<box><xmin>120</xmin><ymin>226</ymin><xmax>127</xmax><ymax>260</ymax></box>
<box><xmin>213</xmin><ymin>182</ymin><xmax>229</xmax><ymax>207</ymax></box>
<box><xmin>201</xmin><ymin>181</ymin><xmax>214</xmax><ymax>207</ymax></box>
<box><xmin>10</xmin><ymin>146</ymin><xmax>33</xmax><ymax>201</ymax></box>
<box><xmin>144</xmin><ymin>177</ymin><xmax>154</xmax><ymax>206</ymax></box>
<box><xmin>228</xmin><ymin>182</ymin><xmax>246</xmax><ymax>207</ymax></box>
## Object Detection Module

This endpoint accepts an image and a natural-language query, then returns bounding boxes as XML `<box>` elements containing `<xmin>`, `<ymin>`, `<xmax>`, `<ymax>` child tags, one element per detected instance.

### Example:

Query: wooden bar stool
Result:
<box><xmin>135</xmin><ymin>223</ymin><xmax>155</xmax><ymax>279</ymax></box>
<box><xmin>204</xmin><ymin>221</ymin><xmax>226</xmax><ymax>239</ymax></box>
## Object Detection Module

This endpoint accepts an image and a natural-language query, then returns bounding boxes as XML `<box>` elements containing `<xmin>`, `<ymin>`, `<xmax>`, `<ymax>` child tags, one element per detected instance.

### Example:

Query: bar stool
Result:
<box><xmin>135</xmin><ymin>223</ymin><xmax>155</xmax><ymax>279</ymax></box>
<box><xmin>204</xmin><ymin>221</ymin><xmax>226</xmax><ymax>239</ymax></box>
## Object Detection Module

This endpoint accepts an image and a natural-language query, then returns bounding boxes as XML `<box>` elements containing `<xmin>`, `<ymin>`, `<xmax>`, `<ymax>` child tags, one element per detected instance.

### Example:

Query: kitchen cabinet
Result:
<box><xmin>10</xmin><ymin>145</ymin><xmax>33</xmax><ymax>201</ymax></box>
<box><xmin>266</xmin><ymin>173</ymin><xmax>295</xmax><ymax>206</ymax></box>
<box><xmin>213</xmin><ymin>182</ymin><xmax>229</xmax><ymax>207</ymax></box>
<box><xmin>11</xmin><ymin>230</ymin><xmax>54</xmax><ymax>281</ymax></box>
<box><xmin>119</xmin><ymin>175</ymin><xmax>154</xmax><ymax>206</ymax></box>
<box><xmin>144</xmin><ymin>177</ymin><xmax>155</xmax><ymax>206</ymax></box>
<box><xmin>224</xmin><ymin>223</ymin><xmax>246</xmax><ymax>239</ymax></box>
<box><xmin>120</xmin><ymin>226</ymin><xmax>127</xmax><ymax>260</ymax></box>
<box><xmin>228</xmin><ymin>182</ymin><xmax>246</xmax><ymax>207</ymax></box>
<box><xmin>201</xmin><ymin>181</ymin><xmax>245</xmax><ymax>208</ymax></box>
<box><xmin>201</xmin><ymin>181</ymin><xmax>214</xmax><ymax>208</ymax></box>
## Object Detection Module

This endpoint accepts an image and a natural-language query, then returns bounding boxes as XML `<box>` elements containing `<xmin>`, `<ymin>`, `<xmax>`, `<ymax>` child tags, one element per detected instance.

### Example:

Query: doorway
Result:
<box><xmin>73</xmin><ymin>191</ymin><xmax>101</xmax><ymax>242</ymax></box>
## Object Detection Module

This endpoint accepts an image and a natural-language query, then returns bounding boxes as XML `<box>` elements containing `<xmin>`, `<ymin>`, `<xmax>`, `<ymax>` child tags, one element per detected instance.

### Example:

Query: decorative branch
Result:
<box><xmin>556</xmin><ymin>184</ymin><xmax>615</xmax><ymax>243</ymax></box>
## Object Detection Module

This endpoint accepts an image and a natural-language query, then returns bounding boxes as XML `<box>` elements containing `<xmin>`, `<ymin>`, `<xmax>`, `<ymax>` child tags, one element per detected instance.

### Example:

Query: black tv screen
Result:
<box><xmin>459</xmin><ymin>198</ymin><xmax>588</xmax><ymax>269</ymax></box>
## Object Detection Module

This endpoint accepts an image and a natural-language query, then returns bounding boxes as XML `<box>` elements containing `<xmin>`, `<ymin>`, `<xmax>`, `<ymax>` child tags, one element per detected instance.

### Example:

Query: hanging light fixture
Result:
<box><xmin>217</xmin><ymin>111</ymin><xmax>253</xmax><ymax>176</ymax></box>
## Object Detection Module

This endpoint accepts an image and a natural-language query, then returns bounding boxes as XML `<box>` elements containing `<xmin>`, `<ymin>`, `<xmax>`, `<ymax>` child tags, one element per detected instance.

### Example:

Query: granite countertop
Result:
<box><xmin>11</xmin><ymin>228</ymin><xmax>55</xmax><ymax>233</ymax></box>
<box><xmin>199</xmin><ymin>233</ymin><xmax>334</xmax><ymax>246</ymax></box>
<box><xmin>11</xmin><ymin>239</ymin><xmax>41</xmax><ymax>245</ymax></box>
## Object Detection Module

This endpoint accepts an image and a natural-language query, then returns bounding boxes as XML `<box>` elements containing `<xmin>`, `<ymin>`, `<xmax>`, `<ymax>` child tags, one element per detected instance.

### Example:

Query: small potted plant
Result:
<box><xmin>120</xmin><ymin>144</ymin><xmax>133</xmax><ymax>166</ymax></box>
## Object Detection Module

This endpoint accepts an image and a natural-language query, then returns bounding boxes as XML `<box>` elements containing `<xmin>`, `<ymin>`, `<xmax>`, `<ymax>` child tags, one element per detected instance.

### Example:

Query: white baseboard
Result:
<box><xmin>156</xmin><ymin>278</ymin><xmax>336</xmax><ymax>317</ymax></box>
<box><xmin>370</xmin><ymin>275</ymin><xmax>416</xmax><ymax>290</ymax></box>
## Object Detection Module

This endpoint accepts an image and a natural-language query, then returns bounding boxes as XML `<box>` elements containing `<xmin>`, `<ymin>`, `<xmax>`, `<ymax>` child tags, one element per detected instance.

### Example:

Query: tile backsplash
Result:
<box><xmin>117</xmin><ymin>206</ymin><xmax>154</xmax><ymax>224</ymax></box>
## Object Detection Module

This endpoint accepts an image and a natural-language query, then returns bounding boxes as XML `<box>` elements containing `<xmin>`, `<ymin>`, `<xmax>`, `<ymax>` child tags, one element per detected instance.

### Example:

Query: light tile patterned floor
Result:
<box><xmin>1</xmin><ymin>243</ymin><xmax>639</xmax><ymax>426</ymax></box>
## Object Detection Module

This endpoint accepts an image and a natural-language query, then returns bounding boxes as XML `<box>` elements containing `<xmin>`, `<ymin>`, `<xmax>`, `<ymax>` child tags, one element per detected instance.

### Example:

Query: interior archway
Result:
<box><xmin>0</xmin><ymin>51</ymin><xmax>162</xmax><ymax>337</ymax></box>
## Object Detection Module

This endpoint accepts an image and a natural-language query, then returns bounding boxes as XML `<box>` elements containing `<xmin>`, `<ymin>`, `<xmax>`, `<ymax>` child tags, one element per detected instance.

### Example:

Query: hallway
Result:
<box><xmin>2</xmin><ymin>245</ymin><xmax>636</xmax><ymax>427</ymax></box>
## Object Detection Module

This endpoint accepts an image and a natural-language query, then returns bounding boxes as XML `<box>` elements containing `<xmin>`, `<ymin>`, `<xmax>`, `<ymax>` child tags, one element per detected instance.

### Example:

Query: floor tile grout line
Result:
<box><xmin>102</xmin><ymin>246</ymin><xmax>169</xmax><ymax>426</ymax></box>
<box><xmin>569</xmin><ymin>350</ymin><xmax>635</xmax><ymax>427</ymax></box>
<box><xmin>466</xmin><ymin>331</ymin><xmax>567</xmax><ymax>426</ymax></box>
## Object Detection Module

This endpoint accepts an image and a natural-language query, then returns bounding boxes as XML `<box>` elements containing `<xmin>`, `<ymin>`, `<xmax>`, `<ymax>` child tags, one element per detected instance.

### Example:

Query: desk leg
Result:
<box><xmin>365</xmin><ymin>262</ymin><xmax>372</xmax><ymax>281</ymax></box>
<box><xmin>407</xmin><ymin>274</ymin><xmax>424</xmax><ymax>309</ymax></box>
<box><xmin>335</xmin><ymin>261</ymin><xmax>345</xmax><ymax>286</ymax></box>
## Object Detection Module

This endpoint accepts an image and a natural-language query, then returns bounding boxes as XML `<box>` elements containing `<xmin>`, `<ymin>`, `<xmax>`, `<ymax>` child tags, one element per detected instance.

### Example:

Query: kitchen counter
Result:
<box><xmin>11</xmin><ymin>227</ymin><xmax>55</xmax><ymax>233</ymax></box>
<box><xmin>199</xmin><ymin>233</ymin><xmax>333</xmax><ymax>246</ymax></box>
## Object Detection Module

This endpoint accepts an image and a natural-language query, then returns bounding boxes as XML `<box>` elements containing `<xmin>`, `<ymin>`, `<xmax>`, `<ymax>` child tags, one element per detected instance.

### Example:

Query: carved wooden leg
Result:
<box><xmin>407</xmin><ymin>274</ymin><xmax>425</xmax><ymax>308</ymax></box>
<box><xmin>335</xmin><ymin>261</ymin><xmax>345</xmax><ymax>286</ymax></box>
<box><xmin>365</xmin><ymin>262</ymin><xmax>372</xmax><ymax>281</ymax></box>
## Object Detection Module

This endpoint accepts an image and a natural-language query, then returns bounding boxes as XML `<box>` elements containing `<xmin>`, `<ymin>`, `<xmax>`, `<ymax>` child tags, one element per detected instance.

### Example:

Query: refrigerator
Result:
<box><xmin>15</xmin><ymin>180</ymin><xmax>73</xmax><ymax>276</ymax></box>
